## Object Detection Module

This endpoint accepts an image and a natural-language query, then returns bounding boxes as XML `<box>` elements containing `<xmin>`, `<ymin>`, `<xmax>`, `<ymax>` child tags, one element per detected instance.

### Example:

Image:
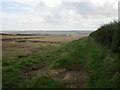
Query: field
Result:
<box><xmin>2</xmin><ymin>34</ymin><xmax>89</xmax><ymax>88</ymax></box>
<box><xmin>2</xmin><ymin>34</ymin><xmax>88</xmax><ymax>42</ymax></box>
<box><xmin>2</xmin><ymin>29</ymin><xmax>118</xmax><ymax>88</ymax></box>
<box><xmin>2</xmin><ymin>34</ymin><xmax>87</xmax><ymax>63</ymax></box>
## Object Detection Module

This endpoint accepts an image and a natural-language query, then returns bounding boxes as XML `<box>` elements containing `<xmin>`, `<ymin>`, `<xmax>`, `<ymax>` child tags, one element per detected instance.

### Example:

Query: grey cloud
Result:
<box><xmin>2</xmin><ymin>1</ymin><xmax>117</xmax><ymax>30</ymax></box>
<box><xmin>62</xmin><ymin>2</ymin><xmax>117</xmax><ymax>18</ymax></box>
<box><xmin>44</xmin><ymin>2</ymin><xmax>117</xmax><ymax>25</ymax></box>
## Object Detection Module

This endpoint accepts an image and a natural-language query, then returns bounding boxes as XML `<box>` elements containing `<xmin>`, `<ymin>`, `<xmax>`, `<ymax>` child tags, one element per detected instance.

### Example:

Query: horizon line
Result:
<box><xmin>1</xmin><ymin>30</ymin><xmax>96</xmax><ymax>31</ymax></box>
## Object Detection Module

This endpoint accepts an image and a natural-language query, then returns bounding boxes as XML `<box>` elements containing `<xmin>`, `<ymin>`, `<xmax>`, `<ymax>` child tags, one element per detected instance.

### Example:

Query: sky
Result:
<box><xmin>0</xmin><ymin>0</ymin><xmax>118</xmax><ymax>31</ymax></box>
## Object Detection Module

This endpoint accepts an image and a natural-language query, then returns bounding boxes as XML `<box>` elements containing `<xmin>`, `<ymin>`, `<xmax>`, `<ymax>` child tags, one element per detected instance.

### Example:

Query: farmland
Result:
<box><xmin>2</xmin><ymin>34</ymin><xmax>87</xmax><ymax>43</ymax></box>
<box><xmin>2</xmin><ymin>33</ymin><xmax>89</xmax><ymax>88</ymax></box>
<box><xmin>2</xmin><ymin>24</ymin><xmax>119</xmax><ymax>88</ymax></box>
<box><xmin>3</xmin><ymin>35</ymin><xmax>87</xmax><ymax>68</ymax></box>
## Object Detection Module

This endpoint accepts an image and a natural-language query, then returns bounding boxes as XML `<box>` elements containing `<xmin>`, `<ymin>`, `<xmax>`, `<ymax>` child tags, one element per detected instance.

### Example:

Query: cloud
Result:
<box><xmin>0</xmin><ymin>0</ymin><xmax>118</xmax><ymax>31</ymax></box>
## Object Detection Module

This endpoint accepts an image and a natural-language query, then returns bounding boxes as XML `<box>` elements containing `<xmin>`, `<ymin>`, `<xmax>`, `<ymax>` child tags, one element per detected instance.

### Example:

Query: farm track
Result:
<box><xmin>24</xmin><ymin>59</ymin><xmax>89</xmax><ymax>88</ymax></box>
<box><xmin>23</xmin><ymin>41</ymin><xmax>91</xmax><ymax>88</ymax></box>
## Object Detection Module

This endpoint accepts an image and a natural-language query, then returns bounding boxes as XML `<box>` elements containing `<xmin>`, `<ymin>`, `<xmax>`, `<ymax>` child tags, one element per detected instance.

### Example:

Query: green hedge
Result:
<box><xmin>90</xmin><ymin>21</ymin><xmax>120</xmax><ymax>53</ymax></box>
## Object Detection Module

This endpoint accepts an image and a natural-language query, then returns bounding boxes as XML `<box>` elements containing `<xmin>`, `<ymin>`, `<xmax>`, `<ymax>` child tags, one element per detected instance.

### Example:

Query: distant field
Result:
<box><xmin>2</xmin><ymin>30</ymin><xmax>92</xmax><ymax>36</ymax></box>
<box><xmin>2</xmin><ymin>35</ymin><xmax>45</xmax><ymax>39</ymax></box>
<box><xmin>2</xmin><ymin>34</ymin><xmax>88</xmax><ymax>43</ymax></box>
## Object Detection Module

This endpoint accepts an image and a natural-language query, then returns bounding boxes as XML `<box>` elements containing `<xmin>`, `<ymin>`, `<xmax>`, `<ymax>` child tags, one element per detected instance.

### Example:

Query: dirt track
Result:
<box><xmin>23</xmin><ymin>58</ymin><xmax>89</xmax><ymax>88</ymax></box>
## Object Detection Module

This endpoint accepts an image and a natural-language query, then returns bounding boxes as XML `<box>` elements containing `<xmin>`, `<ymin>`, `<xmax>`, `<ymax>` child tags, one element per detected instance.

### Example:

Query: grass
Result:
<box><xmin>27</xmin><ymin>75</ymin><xmax>66</xmax><ymax>88</ymax></box>
<box><xmin>2</xmin><ymin>47</ymin><xmax>52</xmax><ymax>87</ymax></box>
<box><xmin>87</xmin><ymin>37</ymin><xmax>119</xmax><ymax>88</ymax></box>
<box><xmin>49</xmin><ymin>37</ymin><xmax>89</xmax><ymax>69</ymax></box>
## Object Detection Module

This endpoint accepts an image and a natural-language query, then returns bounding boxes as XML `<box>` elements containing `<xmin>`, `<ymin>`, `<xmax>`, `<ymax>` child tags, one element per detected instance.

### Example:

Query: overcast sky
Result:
<box><xmin>0</xmin><ymin>0</ymin><xmax>118</xmax><ymax>31</ymax></box>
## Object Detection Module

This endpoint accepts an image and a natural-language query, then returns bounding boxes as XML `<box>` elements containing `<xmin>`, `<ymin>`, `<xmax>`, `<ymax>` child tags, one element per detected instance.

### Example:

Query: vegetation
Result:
<box><xmin>87</xmin><ymin>38</ymin><xmax>118</xmax><ymax>88</ymax></box>
<box><xmin>90</xmin><ymin>21</ymin><xmax>120</xmax><ymax>53</ymax></box>
<box><xmin>3</xmin><ymin>22</ymin><xmax>119</xmax><ymax>88</ymax></box>
<box><xmin>3</xmin><ymin>55</ymin><xmax>43</xmax><ymax>87</ymax></box>
<box><xmin>27</xmin><ymin>76</ymin><xmax>66</xmax><ymax>88</ymax></box>
<box><xmin>49</xmin><ymin>37</ymin><xmax>89</xmax><ymax>69</ymax></box>
<box><xmin>3</xmin><ymin>36</ymin><xmax>118</xmax><ymax>88</ymax></box>
<box><xmin>88</xmin><ymin>21</ymin><xmax>119</xmax><ymax>88</ymax></box>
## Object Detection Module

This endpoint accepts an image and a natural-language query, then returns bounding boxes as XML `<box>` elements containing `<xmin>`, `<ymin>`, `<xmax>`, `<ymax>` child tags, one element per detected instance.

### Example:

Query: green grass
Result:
<box><xmin>27</xmin><ymin>75</ymin><xmax>66</xmax><ymax>88</ymax></box>
<box><xmin>3</xmin><ymin>37</ymin><xmax>119</xmax><ymax>88</ymax></box>
<box><xmin>2</xmin><ymin>52</ymin><xmax>47</xmax><ymax>87</ymax></box>
<box><xmin>49</xmin><ymin>37</ymin><xmax>89</xmax><ymax>69</ymax></box>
